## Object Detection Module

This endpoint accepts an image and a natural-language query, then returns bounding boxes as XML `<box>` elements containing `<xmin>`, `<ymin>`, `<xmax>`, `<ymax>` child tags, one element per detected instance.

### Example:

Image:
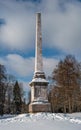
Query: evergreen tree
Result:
<box><xmin>0</xmin><ymin>64</ymin><xmax>7</xmax><ymax>116</ymax></box>
<box><xmin>13</xmin><ymin>81</ymin><xmax>22</xmax><ymax>114</ymax></box>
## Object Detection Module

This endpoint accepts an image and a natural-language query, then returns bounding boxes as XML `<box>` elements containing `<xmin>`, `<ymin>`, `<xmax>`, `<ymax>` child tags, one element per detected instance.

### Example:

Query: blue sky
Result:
<box><xmin>0</xmin><ymin>0</ymin><xmax>81</xmax><ymax>92</ymax></box>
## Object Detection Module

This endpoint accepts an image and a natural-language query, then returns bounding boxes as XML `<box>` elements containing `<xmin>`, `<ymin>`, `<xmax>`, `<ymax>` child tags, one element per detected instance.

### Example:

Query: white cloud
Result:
<box><xmin>42</xmin><ymin>0</ymin><xmax>81</xmax><ymax>54</ymax></box>
<box><xmin>0</xmin><ymin>0</ymin><xmax>81</xmax><ymax>54</ymax></box>
<box><xmin>7</xmin><ymin>54</ymin><xmax>34</xmax><ymax>76</ymax></box>
<box><xmin>0</xmin><ymin>54</ymin><xmax>34</xmax><ymax>77</ymax></box>
<box><xmin>0</xmin><ymin>54</ymin><xmax>58</xmax><ymax>79</ymax></box>
<box><xmin>43</xmin><ymin>57</ymin><xmax>58</xmax><ymax>77</ymax></box>
<box><xmin>0</xmin><ymin>0</ymin><xmax>35</xmax><ymax>50</ymax></box>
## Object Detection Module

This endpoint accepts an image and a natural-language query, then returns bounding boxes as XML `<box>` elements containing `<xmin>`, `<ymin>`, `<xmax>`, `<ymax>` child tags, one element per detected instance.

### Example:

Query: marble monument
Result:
<box><xmin>29</xmin><ymin>13</ymin><xmax>51</xmax><ymax>113</ymax></box>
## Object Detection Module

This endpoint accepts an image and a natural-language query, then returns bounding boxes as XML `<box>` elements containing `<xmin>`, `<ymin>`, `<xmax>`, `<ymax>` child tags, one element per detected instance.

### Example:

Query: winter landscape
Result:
<box><xmin>1</xmin><ymin>0</ymin><xmax>81</xmax><ymax>130</ymax></box>
<box><xmin>0</xmin><ymin>113</ymin><xmax>81</xmax><ymax>130</ymax></box>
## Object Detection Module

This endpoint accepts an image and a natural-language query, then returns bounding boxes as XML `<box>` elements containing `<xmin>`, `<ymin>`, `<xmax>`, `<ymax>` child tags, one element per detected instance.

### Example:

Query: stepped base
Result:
<box><xmin>29</xmin><ymin>102</ymin><xmax>51</xmax><ymax>113</ymax></box>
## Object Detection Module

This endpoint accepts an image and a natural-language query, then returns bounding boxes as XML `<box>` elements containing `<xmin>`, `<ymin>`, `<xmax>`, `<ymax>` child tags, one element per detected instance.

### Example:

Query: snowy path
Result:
<box><xmin>0</xmin><ymin>113</ymin><xmax>81</xmax><ymax>130</ymax></box>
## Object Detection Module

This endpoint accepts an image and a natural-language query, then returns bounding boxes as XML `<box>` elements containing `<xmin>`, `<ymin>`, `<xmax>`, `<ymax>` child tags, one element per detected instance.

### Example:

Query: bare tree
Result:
<box><xmin>5</xmin><ymin>74</ymin><xmax>16</xmax><ymax>114</ymax></box>
<box><xmin>49</xmin><ymin>55</ymin><xmax>81</xmax><ymax>113</ymax></box>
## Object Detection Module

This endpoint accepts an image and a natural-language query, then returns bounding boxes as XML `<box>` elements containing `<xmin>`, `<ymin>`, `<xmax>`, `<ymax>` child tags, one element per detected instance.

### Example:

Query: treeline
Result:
<box><xmin>0</xmin><ymin>64</ymin><xmax>28</xmax><ymax>116</ymax></box>
<box><xmin>48</xmin><ymin>55</ymin><xmax>81</xmax><ymax>113</ymax></box>
<box><xmin>1</xmin><ymin>54</ymin><xmax>81</xmax><ymax>115</ymax></box>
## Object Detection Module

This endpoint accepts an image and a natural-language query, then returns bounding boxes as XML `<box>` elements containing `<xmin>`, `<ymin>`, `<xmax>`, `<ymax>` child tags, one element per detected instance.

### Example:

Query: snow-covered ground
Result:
<box><xmin>0</xmin><ymin>113</ymin><xmax>81</xmax><ymax>130</ymax></box>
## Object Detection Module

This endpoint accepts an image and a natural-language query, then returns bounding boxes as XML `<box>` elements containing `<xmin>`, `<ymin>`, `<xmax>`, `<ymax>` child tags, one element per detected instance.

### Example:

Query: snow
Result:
<box><xmin>31</xmin><ymin>78</ymin><xmax>48</xmax><ymax>83</ymax></box>
<box><xmin>31</xmin><ymin>101</ymin><xmax>48</xmax><ymax>104</ymax></box>
<box><xmin>31</xmin><ymin>99</ymin><xmax>49</xmax><ymax>104</ymax></box>
<box><xmin>0</xmin><ymin>113</ymin><xmax>81</xmax><ymax>130</ymax></box>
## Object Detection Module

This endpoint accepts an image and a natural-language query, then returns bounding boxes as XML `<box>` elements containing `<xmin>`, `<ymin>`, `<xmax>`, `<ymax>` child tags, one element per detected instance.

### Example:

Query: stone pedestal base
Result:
<box><xmin>29</xmin><ymin>102</ymin><xmax>51</xmax><ymax>113</ymax></box>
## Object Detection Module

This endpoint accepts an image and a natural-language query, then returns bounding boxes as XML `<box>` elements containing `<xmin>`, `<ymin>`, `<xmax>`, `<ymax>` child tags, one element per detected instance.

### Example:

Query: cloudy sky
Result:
<box><xmin>0</xmin><ymin>0</ymin><xmax>81</xmax><ymax>92</ymax></box>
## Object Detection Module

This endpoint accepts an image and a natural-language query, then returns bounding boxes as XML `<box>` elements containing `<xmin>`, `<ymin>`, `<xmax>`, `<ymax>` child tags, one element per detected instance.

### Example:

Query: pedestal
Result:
<box><xmin>29</xmin><ymin>102</ymin><xmax>51</xmax><ymax>113</ymax></box>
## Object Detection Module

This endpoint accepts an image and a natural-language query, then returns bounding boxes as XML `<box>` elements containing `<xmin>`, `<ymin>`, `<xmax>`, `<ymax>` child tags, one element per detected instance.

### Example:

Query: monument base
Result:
<box><xmin>29</xmin><ymin>102</ymin><xmax>51</xmax><ymax>113</ymax></box>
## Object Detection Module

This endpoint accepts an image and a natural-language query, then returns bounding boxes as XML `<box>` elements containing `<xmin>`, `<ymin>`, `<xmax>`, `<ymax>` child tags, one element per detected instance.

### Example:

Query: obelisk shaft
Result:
<box><xmin>35</xmin><ymin>13</ymin><xmax>43</xmax><ymax>72</ymax></box>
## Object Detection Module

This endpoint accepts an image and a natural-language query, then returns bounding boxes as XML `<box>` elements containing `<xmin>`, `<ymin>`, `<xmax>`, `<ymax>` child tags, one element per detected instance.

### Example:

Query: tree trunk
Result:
<box><xmin>68</xmin><ymin>97</ymin><xmax>72</xmax><ymax>113</ymax></box>
<box><xmin>64</xmin><ymin>104</ymin><xmax>66</xmax><ymax>113</ymax></box>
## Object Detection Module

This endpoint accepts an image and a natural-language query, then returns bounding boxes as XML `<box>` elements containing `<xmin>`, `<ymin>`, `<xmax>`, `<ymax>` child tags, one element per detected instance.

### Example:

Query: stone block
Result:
<box><xmin>29</xmin><ymin>103</ymin><xmax>51</xmax><ymax>113</ymax></box>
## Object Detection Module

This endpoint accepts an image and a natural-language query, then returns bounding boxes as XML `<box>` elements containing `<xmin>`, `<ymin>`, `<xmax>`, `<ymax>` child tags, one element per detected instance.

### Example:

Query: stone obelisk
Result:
<box><xmin>29</xmin><ymin>13</ymin><xmax>51</xmax><ymax>113</ymax></box>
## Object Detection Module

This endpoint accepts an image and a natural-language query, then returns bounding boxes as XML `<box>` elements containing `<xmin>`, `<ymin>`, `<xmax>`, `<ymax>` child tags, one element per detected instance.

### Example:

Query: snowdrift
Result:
<box><xmin>0</xmin><ymin>113</ymin><xmax>81</xmax><ymax>130</ymax></box>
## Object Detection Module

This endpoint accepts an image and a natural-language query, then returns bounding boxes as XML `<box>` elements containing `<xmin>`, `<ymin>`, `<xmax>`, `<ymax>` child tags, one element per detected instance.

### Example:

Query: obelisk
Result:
<box><xmin>29</xmin><ymin>13</ymin><xmax>51</xmax><ymax>113</ymax></box>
